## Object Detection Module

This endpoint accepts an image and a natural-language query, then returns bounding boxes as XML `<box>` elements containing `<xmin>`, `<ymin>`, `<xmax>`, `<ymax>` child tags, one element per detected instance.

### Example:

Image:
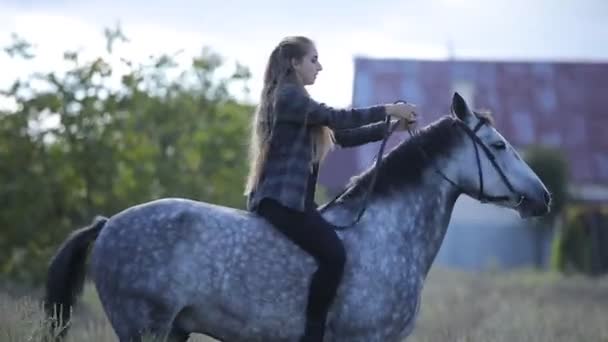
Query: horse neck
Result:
<box><xmin>322</xmin><ymin>117</ymin><xmax>466</xmax><ymax>273</ymax></box>
<box><xmin>325</xmin><ymin>156</ymin><xmax>461</xmax><ymax>276</ymax></box>
<box><xmin>380</xmin><ymin>167</ymin><xmax>459</xmax><ymax>272</ymax></box>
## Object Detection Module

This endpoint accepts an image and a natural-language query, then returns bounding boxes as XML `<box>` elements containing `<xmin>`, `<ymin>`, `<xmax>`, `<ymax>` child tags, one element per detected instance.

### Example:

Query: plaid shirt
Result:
<box><xmin>246</xmin><ymin>84</ymin><xmax>389</xmax><ymax>212</ymax></box>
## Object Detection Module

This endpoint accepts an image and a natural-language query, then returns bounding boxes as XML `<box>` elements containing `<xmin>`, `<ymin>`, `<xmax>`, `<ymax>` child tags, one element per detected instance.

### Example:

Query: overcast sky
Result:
<box><xmin>1</xmin><ymin>0</ymin><xmax>606</xmax><ymax>107</ymax></box>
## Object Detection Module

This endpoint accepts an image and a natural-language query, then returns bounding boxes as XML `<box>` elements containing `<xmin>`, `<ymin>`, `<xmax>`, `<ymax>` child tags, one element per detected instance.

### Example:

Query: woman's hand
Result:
<box><xmin>385</xmin><ymin>102</ymin><xmax>417</xmax><ymax>122</ymax></box>
<box><xmin>393</xmin><ymin>118</ymin><xmax>417</xmax><ymax>132</ymax></box>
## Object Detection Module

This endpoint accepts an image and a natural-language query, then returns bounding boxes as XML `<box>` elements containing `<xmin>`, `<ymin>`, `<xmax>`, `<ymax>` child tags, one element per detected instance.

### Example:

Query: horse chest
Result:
<box><xmin>334</xmin><ymin>248</ymin><xmax>422</xmax><ymax>340</ymax></box>
<box><xmin>334</xmin><ymin>285</ymin><xmax>421</xmax><ymax>342</ymax></box>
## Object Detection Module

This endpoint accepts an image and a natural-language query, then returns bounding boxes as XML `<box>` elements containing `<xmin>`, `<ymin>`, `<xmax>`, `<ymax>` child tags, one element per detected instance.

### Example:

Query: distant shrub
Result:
<box><xmin>551</xmin><ymin>206</ymin><xmax>608</xmax><ymax>276</ymax></box>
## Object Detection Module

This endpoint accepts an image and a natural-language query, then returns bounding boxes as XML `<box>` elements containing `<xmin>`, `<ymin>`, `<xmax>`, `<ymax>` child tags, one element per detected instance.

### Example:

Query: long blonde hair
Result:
<box><xmin>244</xmin><ymin>36</ymin><xmax>334</xmax><ymax>195</ymax></box>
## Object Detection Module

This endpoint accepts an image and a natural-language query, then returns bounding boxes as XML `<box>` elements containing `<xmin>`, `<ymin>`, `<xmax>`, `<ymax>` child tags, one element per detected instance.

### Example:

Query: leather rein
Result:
<box><xmin>323</xmin><ymin>101</ymin><xmax>522</xmax><ymax>230</ymax></box>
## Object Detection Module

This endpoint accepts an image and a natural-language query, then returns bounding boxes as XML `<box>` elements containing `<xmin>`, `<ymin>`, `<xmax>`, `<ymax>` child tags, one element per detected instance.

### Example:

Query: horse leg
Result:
<box><xmin>117</xmin><ymin>329</ymin><xmax>188</xmax><ymax>342</ymax></box>
<box><xmin>107</xmin><ymin>293</ymin><xmax>180</xmax><ymax>342</ymax></box>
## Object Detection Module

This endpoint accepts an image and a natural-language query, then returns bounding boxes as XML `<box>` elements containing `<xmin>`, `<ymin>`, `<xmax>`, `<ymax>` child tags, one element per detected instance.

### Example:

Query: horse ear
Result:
<box><xmin>451</xmin><ymin>92</ymin><xmax>472</xmax><ymax>121</ymax></box>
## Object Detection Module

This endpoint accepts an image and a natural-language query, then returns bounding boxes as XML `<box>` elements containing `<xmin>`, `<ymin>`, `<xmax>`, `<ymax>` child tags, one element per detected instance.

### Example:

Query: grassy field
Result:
<box><xmin>1</xmin><ymin>267</ymin><xmax>607</xmax><ymax>342</ymax></box>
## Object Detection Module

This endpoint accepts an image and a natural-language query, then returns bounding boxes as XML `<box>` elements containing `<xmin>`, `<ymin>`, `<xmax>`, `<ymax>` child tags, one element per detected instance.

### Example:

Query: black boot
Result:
<box><xmin>299</xmin><ymin>318</ymin><xmax>326</xmax><ymax>342</ymax></box>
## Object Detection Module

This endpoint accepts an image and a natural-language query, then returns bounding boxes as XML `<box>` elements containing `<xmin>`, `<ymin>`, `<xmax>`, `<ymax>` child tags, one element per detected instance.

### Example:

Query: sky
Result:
<box><xmin>0</xmin><ymin>0</ymin><xmax>607</xmax><ymax>108</ymax></box>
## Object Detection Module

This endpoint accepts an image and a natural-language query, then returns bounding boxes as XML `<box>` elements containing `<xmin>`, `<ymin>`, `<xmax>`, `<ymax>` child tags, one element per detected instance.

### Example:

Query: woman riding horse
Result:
<box><xmin>243</xmin><ymin>36</ymin><xmax>417</xmax><ymax>342</ymax></box>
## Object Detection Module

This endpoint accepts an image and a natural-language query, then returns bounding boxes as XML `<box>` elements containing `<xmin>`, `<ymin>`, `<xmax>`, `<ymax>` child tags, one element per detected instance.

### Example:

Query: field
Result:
<box><xmin>1</xmin><ymin>267</ymin><xmax>607</xmax><ymax>341</ymax></box>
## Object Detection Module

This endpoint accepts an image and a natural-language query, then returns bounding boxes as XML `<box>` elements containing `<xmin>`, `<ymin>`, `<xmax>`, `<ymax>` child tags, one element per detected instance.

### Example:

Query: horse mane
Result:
<box><xmin>475</xmin><ymin>110</ymin><xmax>495</xmax><ymax>126</ymax></box>
<box><xmin>334</xmin><ymin>115</ymin><xmax>466</xmax><ymax>202</ymax></box>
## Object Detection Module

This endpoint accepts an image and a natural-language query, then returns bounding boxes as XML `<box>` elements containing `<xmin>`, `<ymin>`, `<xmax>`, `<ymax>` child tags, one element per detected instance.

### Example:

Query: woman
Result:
<box><xmin>244</xmin><ymin>36</ymin><xmax>417</xmax><ymax>341</ymax></box>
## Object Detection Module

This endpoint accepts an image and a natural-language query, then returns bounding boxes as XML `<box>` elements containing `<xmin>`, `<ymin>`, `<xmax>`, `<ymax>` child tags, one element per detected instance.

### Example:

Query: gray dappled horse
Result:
<box><xmin>45</xmin><ymin>93</ymin><xmax>551</xmax><ymax>342</ymax></box>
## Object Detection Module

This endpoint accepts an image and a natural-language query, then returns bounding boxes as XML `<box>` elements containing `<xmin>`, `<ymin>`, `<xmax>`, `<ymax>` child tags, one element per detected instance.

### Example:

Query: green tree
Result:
<box><xmin>551</xmin><ymin>207</ymin><xmax>608</xmax><ymax>275</ymax></box>
<box><xmin>523</xmin><ymin>145</ymin><xmax>570</xmax><ymax>268</ymax></box>
<box><xmin>0</xmin><ymin>27</ymin><xmax>254</xmax><ymax>284</ymax></box>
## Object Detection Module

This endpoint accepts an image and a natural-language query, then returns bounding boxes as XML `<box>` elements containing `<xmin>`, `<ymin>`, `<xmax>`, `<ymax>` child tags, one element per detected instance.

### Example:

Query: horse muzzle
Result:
<box><xmin>516</xmin><ymin>188</ymin><xmax>551</xmax><ymax>218</ymax></box>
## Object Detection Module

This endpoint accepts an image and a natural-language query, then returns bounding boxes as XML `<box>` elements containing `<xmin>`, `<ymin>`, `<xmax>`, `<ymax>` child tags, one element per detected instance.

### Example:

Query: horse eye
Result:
<box><xmin>492</xmin><ymin>141</ymin><xmax>506</xmax><ymax>150</ymax></box>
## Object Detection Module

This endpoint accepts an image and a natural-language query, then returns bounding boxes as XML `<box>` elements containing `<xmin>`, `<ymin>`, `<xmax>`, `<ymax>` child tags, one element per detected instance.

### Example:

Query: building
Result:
<box><xmin>318</xmin><ymin>57</ymin><xmax>608</xmax><ymax>270</ymax></box>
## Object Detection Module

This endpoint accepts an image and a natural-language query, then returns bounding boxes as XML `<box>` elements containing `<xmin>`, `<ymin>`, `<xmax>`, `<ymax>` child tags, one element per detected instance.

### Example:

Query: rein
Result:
<box><xmin>322</xmin><ymin>103</ymin><xmax>403</xmax><ymax>230</ymax></box>
<box><xmin>324</xmin><ymin>102</ymin><xmax>522</xmax><ymax>231</ymax></box>
<box><xmin>319</xmin><ymin>100</ymin><xmax>406</xmax><ymax>230</ymax></box>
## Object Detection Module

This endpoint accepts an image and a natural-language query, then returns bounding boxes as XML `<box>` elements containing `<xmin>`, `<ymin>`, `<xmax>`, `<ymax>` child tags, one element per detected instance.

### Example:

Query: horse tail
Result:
<box><xmin>44</xmin><ymin>215</ymin><xmax>108</xmax><ymax>339</ymax></box>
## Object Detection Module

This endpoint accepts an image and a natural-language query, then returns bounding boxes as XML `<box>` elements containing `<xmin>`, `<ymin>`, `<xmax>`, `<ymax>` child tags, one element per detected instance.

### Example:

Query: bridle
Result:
<box><xmin>324</xmin><ymin>101</ymin><xmax>524</xmax><ymax>230</ymax></box>
<box><xmin>440</xmin><ymin>118</ymin><xmax>523</xmax><ymax>205</ymax></box>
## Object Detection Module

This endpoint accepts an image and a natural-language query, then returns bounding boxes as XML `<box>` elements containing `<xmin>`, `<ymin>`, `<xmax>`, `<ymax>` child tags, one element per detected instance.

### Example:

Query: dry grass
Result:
<box><xmin>1</xmin><ymin>268</ymin><xmax>607</xmax><ymax>341</ymax></box>
<box><xmin>0</xmin><ymin>285</ymin><xmax>214</xmax><ymax>342</ymax></box>
<box><xmin>409</xmin><ymin>267</ymin><xmax>608</xmax><ymax>342</ymax></box>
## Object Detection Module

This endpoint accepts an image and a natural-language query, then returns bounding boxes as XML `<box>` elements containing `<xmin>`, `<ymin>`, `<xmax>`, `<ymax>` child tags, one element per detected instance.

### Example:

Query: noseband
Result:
<box><xmin>325</xmin><ymin>102</ymin><xmax>523</xmax><ymax>230</ymax></box>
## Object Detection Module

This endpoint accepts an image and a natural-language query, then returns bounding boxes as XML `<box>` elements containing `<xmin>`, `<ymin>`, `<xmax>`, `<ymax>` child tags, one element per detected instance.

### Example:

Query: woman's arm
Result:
<box><xmin>332</xmin><ymin>120</ymin><xmax>401</xmax><ymax>148</ymax></box>
<box><xmin>275</xmin><ymin>84</ymin><xmax>387</xmax><ymax>130</ymax></box>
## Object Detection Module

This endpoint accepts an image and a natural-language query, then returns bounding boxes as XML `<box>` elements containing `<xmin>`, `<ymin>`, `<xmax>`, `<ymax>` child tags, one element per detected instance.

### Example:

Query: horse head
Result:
<box><xmin>449</xmin><ymin>92</ymin><xmax>551</xmax><ymax>218</ymax></box>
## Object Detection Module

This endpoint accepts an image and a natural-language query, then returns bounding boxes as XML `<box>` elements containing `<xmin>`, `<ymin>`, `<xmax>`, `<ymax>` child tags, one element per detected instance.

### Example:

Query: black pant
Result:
<box><xmin>257</xmin><ymin>198</ymin><xmax>346</xmax><ymax>322</ymax></box>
